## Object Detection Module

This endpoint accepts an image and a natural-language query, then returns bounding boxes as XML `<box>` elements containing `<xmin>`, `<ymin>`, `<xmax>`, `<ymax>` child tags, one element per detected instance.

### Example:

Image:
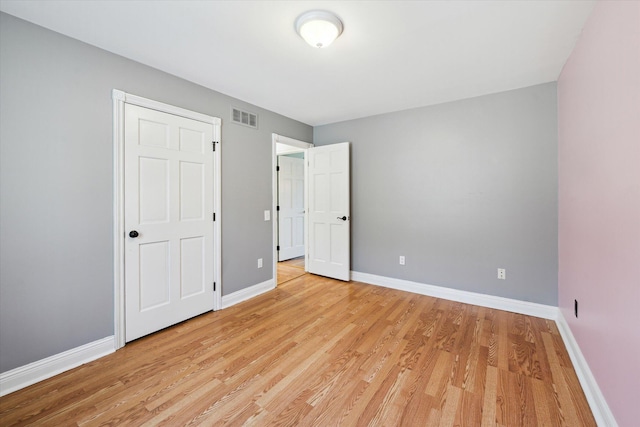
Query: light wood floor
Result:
<box><xmin>0</xmin><ymin>274</ymin><xmax>595</xmax><ymax>426</ymax></box>
<box><xmin>277</xmin><ymin>256</ymin><xmax>306</xmax><ymax>285</ymax></box>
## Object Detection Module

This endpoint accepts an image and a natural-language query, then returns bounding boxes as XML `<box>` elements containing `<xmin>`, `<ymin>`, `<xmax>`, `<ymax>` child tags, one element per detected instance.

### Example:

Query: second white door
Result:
<box><xmin>124</xmin><ymin>103</ymin><xmax>217</xmax><ymax>342</ymax></box>
<box><xmin>278</xmin><ymin>155</ymin><xmax>305</xmax><ymax>261</ymax></box>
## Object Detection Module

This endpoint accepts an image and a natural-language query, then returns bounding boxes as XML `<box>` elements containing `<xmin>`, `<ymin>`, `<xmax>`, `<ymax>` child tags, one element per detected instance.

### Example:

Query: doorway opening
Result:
<box><xmin>272</xmin><ymin>134</ymin><xmax>312</xmax><ymax>286</ymax></box>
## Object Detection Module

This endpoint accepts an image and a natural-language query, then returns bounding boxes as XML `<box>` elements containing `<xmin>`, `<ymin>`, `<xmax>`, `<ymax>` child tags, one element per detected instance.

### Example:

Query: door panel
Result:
<box><xmin>180</xmin><ymin>237</ymin><xmax>205</xmax><ymax>298</ymax></box>
<box><xmin>125</xmin><ymin>104</ymin><xmax>214</xmax><ymax>342</ymax></box>
<box><xmin>307</xmin><ymin>143</ymin><xmax>350</xmax><ymax>281</ymax></box>
<box><xmin>139</xmin><ymin>157</ymin><xmax>169</xmax><ymax>224</ymax></box>
<box><xmin>139</xmin><ymin>120</ymin><xmax>169</xmax><ymax>148</ymax></box>
<box><xmin>139</xmin><ymin>241</ymin><xmax>170</xmax><ymax>310</ymax></box>
<box><xmin>179</xmin><ymin>127</ymin><xmax>206</xmax><ymax>153</ymax></box>
<box><xmin>180</xmin><ymin>161</ymin><xmax>204</xmax><ymax>221</ymax></box>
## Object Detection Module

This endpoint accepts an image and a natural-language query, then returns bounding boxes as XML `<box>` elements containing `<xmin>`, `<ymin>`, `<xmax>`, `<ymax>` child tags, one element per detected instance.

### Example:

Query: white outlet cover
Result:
<box><xmin>258</xmin><ymin>258</ymin><xmax>263</xmax><ymax>268</ymax></box>
<box><xmin>264</xmin><ymin>210</ymin><xmax>270</xmax><ymax>221</ymax></box>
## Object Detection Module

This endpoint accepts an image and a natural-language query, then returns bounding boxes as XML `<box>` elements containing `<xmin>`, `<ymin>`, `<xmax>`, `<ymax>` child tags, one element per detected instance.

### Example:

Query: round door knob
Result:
<box><xmin>129</xmin><ymin>230</ymin><xmax>139</xmax><ymax>238</ymax></box>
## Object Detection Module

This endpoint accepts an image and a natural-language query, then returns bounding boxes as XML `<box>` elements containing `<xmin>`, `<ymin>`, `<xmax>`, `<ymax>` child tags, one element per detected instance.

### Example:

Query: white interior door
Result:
<box><xmin>278</xmin><ymin>155</ymin><xmax>305</xmax><ymax>261</ymax></box>
<box><xmin>124</xmin><ymin>103</ymin><xmax>215</xmax><ymax>342</ymax></box>
<box><xmin>307</xmin><ymin>142</ymin><xmax>350</xmax><ymax>281</ymax></box>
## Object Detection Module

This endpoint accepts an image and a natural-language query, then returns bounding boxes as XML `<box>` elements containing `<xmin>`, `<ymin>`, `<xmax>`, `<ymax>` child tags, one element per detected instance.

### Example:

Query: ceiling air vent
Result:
<box><xmin>231</xmin><ymin>107</ymin><xmax>258</xmax><ymax>129</ymax></box>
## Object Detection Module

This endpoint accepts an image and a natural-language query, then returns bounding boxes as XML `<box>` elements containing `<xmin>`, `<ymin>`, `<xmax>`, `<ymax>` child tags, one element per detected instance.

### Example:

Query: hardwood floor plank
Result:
<box><xmin>439</xmin><ymin>384</ymin><xmax>463</xmax><ymax>427</ymax></box>
<box><xmin>425</xmin><ymin>350</ymin><xmax>454</xmax><ymax>397</ymax></box>
<box><xmin>481</xmin><ymin>365</ymin><xmax>498</xmax><ymax>427</ymax></box>
<box><xmin>338</xmin><ymin>342</ymin><xmax>410</xmax><ymax>426</ymax></box>
<box><xmin>301</xmin><ymin>355</ymin><xmax>365</xmax><ymax>425</ymax></box>
<box><xmin>357</xmin><ymin>364</ymin><xmax>404</xmax><ymax>425</ymax></box>
<box><xmin>455</xmin><ymin>389</ymin><xmax>483</xmax><ymax>427</ymax></box>
<box><xmin>497</xmin><ymin>313</ymin><xmax>510</xmax><ymax>371</ymax></box>
<box><xmin>213</xmin><ymin>401</ymin><xmax>261</xmax><ymax>427</ymax></box>
<box><xmin>368</xmin><ymin>366</ymin><xmax>414</xmax><ymax>425</ymax></box>
<box><xmin>399</xmin><ymin>380</ymin><xmax>436</xmax><ymax>426</ymax></box>
<box><xmin>541</xmin><ymin>332</ymin><xmax>590</xmax><ymax>426</ymax></box>
<box><xmin>532</xmin><ymin>377</ymin><xmax>558</xmax><ymax>427</ymax></box>
<box><xmin>496</xmin><ymin>366</ymin><xmax>542</xmax><ymax>426</ymax></box>
<box><xmin>508</xmin><ymin>333</ymin><xmax>544</xmax><ymax>380</ymax></box>
<box><xmin>0</xmin><ymin>274</ymin><xmax>596</xmax><ymax>426</ymax></box>
<box><xmin>562</xmin><ymin>365</ymin><xmax>597</xmax><ymax>426</ymax></box>
<box><xmin>305</xmin><ymin>374</ymin><xmax>368</xmax><ymax>426</ymax></box>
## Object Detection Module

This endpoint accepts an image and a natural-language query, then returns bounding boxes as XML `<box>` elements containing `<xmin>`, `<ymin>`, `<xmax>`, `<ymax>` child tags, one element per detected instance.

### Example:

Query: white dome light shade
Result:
<box><xmin>295</xmin><ymin>11</ymin><xmax>343</xmax><ymax>48</ymax></box>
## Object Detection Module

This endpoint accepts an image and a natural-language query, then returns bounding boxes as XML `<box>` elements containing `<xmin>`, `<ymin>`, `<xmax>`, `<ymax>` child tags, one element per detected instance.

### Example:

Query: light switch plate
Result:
<box><xmin>264</xmin><ymin>210</ymin><xmax>270</xmax><ymax>221</ymax></box>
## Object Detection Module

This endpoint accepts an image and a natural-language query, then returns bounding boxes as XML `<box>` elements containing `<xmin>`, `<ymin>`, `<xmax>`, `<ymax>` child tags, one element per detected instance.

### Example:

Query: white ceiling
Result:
<box><xmin>0</xmin><ymin>0</ymin><xmax>596</xmax><ymax>126</ymax></box>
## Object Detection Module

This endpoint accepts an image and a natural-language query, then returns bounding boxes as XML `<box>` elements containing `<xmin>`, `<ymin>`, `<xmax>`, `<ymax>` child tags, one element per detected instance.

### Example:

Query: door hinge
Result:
<box><xmin>213</xmin><ymin>282</ymin><xmax>216</xmax><ymax>291</ymax></box>
<box><xmin>277</xmin><ymin>246</ymin><xmax>280</xmax><ymax>251</ymax></box>
<box><xmin>212</xmin><ymin>141</ymin><xmax>219</xmax><ymax>152</ymax></box>
<box><xmin>276</xmin><ymin>206</ymin><xmax>280</xmax><ymax>211</ymax></box>
<box><xmin>213</xmin><ymin>212</ymin><xmax>216</xmax><ymax>221</ymax></box>
<box><xmin>276</xmin><ymin>166</ymin><xmax>280</xmax><ymax>172</ymax></box>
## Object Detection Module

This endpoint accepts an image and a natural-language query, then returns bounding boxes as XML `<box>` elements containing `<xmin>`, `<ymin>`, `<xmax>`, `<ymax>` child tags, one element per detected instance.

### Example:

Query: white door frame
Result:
<box><xmin>113</xmin><ymin>89</ymin><xmax>222</xmax><ymax>349</ymax></box>
<box><xmin>271</xmin><ymin>134</ymin><xmax>312</xmax><ymax>284</ymax></box>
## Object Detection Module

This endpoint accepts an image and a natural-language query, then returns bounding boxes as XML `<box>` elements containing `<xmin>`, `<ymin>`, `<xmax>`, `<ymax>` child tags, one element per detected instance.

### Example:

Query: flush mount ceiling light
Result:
<box><xmin>295</xmin><ymin>10</ymin><xmax>343</xmax><ymax>48</ymax></box>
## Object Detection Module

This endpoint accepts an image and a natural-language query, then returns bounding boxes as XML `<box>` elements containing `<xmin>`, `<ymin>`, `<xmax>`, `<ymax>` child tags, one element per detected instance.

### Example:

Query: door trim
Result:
<box><xmin>271</xmin><ymin>134</ymin><xmax>312</xmax><ymax>285</ymax></box>
<box><xmin>112</xmin><ymin>89</ymin><xmax>222</xmax><ymax>349</ymax></box>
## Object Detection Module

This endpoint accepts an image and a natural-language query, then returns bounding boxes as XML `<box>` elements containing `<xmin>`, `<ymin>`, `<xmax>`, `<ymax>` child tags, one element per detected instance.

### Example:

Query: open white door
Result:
<box><xmin>307</xmin><ymin>142</ymin><xmax>350</xmax><ymax>281</ymax></box>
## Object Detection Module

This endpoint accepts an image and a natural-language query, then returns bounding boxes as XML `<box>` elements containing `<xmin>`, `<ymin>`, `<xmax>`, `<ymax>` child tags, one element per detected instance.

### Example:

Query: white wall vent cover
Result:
<box><xmin>231</xmin><ymin>107</ymin><xmax>258</xmax><ymax>129</ymax></box>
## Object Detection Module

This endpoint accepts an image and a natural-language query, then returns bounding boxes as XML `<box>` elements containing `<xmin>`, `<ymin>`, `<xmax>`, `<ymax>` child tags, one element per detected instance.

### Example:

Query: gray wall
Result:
<box><xmin>314</xmin><ymin>83</ymin><xmax>558</xmax><ymax>306</ymax></box>
<box><xmin>0</xmin><ymin>13</ymin><xmax>311</xmax><ymax>373</ymax></box>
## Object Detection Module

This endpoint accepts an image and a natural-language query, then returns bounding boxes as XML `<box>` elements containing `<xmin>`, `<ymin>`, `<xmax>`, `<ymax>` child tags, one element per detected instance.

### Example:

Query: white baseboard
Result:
<box><xmin>351</xmin><ymin>271</ymin><xmax>557</xmax><ymax>319</ymax></box>
<box><xmin>0</xmin><ymin>336</ymin><xmax>116</xmax><ymax>397</ymax></box>
<box><xmin>555</xmin><ymin>312</ymin><xmax>618</xmax><ymax>427</ymax></box>
<box><xmin>221</xmin><ymin>279</ymin><xmax>275</xmax><ymax>309</ymax></box>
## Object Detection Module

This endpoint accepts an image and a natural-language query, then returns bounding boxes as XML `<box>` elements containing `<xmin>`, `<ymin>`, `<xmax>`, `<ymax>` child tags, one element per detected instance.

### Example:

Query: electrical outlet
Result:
<box><xmin>258</xmin><ymin>258</ymin><xmax>263</xmax><ymax>268</ymax></box>
<box><xmin>399</xmin><ymin>256</ymin><xmax>405</xmax><ymax>265</ymax></box>
<box><xmin>497</xmin><ymin>268</ymin><xmax>506</xmax><ymax>280</ymax></box>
